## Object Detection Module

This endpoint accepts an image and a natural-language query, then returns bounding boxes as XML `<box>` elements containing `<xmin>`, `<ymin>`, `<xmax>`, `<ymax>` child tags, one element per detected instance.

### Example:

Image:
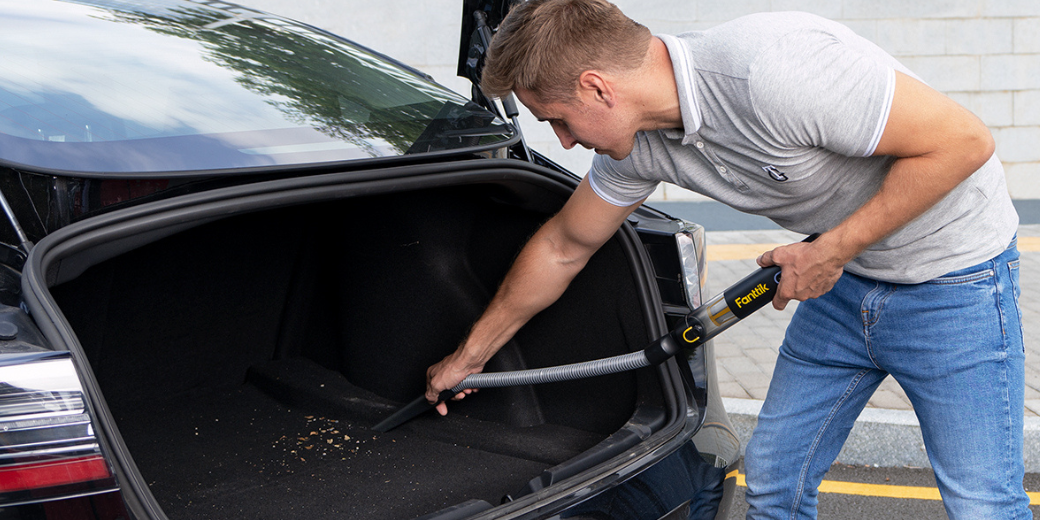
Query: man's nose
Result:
<box><xmin>553</xmin><ymin>126</ymin><xmax>577</xmax><ymax>149</ymax></box>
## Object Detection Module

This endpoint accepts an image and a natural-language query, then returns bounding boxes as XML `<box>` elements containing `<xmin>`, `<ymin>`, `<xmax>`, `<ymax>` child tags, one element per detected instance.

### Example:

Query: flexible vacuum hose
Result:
<box><xmin>449</xmin><ymin>351</ymin><xmax>651</xmax><ymax>393</ymax></box>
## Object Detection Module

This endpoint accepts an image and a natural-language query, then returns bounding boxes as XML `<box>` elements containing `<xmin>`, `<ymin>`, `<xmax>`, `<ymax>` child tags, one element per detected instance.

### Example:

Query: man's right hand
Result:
<box><xmin>425</xmin><ymin>349</ymin><xmax>484</xmax><ymax>416</ymax></box>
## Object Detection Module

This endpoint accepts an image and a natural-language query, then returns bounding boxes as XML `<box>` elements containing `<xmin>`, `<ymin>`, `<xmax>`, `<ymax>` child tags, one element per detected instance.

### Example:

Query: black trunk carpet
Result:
<box><xmin>110</xmin><ymin>359</ymin><xmax>603</xmax><ymax>520</ymax></box>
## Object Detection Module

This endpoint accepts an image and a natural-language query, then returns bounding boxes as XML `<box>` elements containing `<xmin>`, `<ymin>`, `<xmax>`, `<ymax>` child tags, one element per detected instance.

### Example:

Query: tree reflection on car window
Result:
<box><xmin>0</xmin><ymin>0</ymin><xmax>510</xmax><ymax>173</ymax></box>
<box><xmin>103</xmin><ymin>2</ymin><xmax>468</xmax><ymax>155</ymax></box>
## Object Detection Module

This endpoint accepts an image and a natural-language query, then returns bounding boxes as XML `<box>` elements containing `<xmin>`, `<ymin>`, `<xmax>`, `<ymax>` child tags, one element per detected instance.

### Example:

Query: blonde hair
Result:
<box><xmin>481</xmin><ymin>0</ymin><xmax>652</xmax><ymax>103</ymax></box>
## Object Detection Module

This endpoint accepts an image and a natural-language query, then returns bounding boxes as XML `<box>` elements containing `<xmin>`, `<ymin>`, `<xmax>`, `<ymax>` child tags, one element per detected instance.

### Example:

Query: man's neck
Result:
<box><xmin>633</xmin><ymin>37</ymin><xmax>683</xmax><ymax>132</ymax></box>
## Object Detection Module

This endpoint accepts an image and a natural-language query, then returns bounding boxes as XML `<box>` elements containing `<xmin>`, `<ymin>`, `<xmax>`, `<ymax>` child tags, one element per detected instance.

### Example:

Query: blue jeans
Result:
<box><xmin>745</xmin><ymin>239</ymin><xmax>1029</xmax><ymax>519</ymax></box>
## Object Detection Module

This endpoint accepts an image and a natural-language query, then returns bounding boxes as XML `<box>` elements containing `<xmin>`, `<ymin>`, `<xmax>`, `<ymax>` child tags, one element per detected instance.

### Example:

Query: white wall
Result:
<box><xmin>239</xmin><ymin>0</ymin><xmax>1040</xmax><ymax>200</ymax></box>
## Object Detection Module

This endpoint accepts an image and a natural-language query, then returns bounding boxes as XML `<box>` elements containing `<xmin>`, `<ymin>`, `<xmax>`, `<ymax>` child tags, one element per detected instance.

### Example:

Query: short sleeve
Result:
<box><xmin>587</xmin><ymin>154</ymin><xmax>660</xmax><ymax>207</ymax></box>
<box><xmin>748</xmin><ymin>28</ymin><xmax>896</xmax><ymax>158</ymax></box>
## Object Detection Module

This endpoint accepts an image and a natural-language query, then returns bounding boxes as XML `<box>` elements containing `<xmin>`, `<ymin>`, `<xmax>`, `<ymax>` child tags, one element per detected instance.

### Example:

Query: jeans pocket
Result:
<box><xmin>921</xmin><ymin>266</ymin><xmax>1005</xmax><ymax>347</ymax></box>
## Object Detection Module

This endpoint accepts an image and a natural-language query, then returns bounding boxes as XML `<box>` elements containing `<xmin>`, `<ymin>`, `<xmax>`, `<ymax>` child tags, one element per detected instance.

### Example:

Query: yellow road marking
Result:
<box><xmin>1020</xmin><ymin>236</ymin><xmax>1040</xmax><ymax>252</ymax></box>
<box><xmin>708</xmin><ymin>236</ymin><xmax>1040</xmax><ymax>262</ymax></box>
<box><xmin>706</xmin><ymin>244</ymin><xmax>782</xmax><ymax>262</ymax></box>
<box><xmin>725</xmin><ymin>470</ymin><xmax>1040</xmax><ymax>504</ymax></box>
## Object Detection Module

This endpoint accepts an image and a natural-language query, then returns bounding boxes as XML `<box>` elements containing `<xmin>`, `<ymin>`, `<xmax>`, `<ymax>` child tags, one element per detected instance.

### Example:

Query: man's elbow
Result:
<box><xmin>957</xmin><ymin>119</ymin><xmax>996</xmax><ymax>174</ymax></box>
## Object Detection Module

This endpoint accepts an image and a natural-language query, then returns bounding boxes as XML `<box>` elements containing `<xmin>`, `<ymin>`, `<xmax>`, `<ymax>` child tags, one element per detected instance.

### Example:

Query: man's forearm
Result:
<box><xmin>453</xmin><ymin>218</ymin><xmax>593</xmax><ymax>369</ymax></box>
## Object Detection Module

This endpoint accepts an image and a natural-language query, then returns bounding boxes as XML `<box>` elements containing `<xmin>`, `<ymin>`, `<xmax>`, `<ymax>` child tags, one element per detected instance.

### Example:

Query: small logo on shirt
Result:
<box><xmin>762</xmin><ymin>165</ymin><xmax>788</xmax><ymax>182</ymax></box>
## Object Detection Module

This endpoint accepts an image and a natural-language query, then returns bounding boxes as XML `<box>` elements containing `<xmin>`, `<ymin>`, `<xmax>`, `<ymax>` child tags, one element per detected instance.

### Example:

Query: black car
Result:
<box><xmin>0</xmin><ymin>0</ymin><xmax>740</xmax><ymax>518</ymax></box>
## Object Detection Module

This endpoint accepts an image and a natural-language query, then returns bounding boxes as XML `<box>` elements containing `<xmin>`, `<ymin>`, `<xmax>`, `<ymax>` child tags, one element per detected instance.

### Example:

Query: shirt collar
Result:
<box><xmin>656</xmin><ymin>34</ymin><xmax>702</xmax><ymax>143</ymax></box>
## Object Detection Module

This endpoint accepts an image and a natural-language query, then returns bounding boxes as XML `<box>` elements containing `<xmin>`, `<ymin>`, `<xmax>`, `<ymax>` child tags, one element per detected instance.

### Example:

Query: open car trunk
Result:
<box><xmin>39</xmin><ymin>166</ymin><xmax>675</xmax><ymax>520</ymax></box>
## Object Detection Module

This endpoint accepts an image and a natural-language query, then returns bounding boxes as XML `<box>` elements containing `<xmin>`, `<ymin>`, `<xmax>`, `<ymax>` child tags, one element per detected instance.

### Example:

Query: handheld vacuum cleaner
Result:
<box><xmin>373</xmin><ymin>235</ymin><xmax>817</xmax><ymax>432</ymax></box>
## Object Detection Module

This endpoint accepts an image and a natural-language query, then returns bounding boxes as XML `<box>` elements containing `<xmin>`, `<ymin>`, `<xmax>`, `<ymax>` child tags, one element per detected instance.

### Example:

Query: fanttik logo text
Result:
<box><xmin>734</xmin><ymin>283</ymin><xmax>770</xmax><ymax>308</ymax></box>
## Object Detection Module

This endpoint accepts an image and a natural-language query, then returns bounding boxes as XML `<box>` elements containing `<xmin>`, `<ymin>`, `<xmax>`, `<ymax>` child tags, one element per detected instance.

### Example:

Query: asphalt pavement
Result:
<box><xmin>655</xmin><ymin>200</ymin><xmax>1040</xmax><ymax>471</ymax></box>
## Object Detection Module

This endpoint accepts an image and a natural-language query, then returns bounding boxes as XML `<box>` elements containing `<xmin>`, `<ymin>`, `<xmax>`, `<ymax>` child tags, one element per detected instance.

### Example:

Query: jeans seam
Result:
<box><xmin>1008</xmin><ymin>260</ymin><xmax>1023</xmax><ymax>349</ymax></box>
<box><xmin>984</xmin><ymin>257</ymin><xmax>1016</xmax><ymax>519</ymax></box>
<box><xmin>999</xmin><ymin>260</ymin><xmax>1023</xmax><ymax>519</ymax></box>
<box><xmin>1001</xmin><ymin>346</ymin><xmax>1015</xmax><ymax>520</ymax></box>
<box><xmin>990</xmin><ymin>259</ymin><xmax>1007</xmax><ymax>339</ymax></box>
<box><xmin>789</xmin><ymin>369</ymin><xmax>869</xmax><ymax>520</ymax></box>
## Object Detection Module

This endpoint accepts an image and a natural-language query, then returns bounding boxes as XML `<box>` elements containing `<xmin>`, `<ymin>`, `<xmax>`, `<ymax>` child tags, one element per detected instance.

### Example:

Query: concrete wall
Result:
<box><xmin>239</xmin><ymin>0</ymin><xmax>1040</xmax><ymax>201</ymax></box>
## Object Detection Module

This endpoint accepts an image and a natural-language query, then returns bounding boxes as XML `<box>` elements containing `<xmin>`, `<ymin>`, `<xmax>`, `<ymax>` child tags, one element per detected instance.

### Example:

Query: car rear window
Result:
<box><xmin>0</xmin><ymin>0</ymin><xmax>511</xmax><ymax>175</ymax></box>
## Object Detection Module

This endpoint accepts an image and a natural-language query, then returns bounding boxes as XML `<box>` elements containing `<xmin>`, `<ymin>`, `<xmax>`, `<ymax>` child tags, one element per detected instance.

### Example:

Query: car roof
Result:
<box><xmin>0</xmin><ymin>0</ymin><xmax>513</xmax><ymax>177</ymax></box>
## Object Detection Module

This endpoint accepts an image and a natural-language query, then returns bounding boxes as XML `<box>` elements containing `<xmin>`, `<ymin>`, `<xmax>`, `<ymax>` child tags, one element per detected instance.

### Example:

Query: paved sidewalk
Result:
<box><xmin>704</xmin><ymin>224</ymin><xmax>1040</xmax><ymax>468</ymax></box>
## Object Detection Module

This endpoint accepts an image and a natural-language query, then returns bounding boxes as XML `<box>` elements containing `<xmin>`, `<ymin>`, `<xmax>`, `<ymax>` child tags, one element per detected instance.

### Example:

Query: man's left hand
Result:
<box><xmin>757</xmin><ymin>237</ymin><xmax>846</xmax><ymax>310</ymax></box>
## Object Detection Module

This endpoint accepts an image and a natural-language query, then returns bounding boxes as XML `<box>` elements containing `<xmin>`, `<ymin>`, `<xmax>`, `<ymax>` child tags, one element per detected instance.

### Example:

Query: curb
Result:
<box><xmin>724</xmin><ymin>397</ymin><xmax>1040</xmax><ymax>471</ymax></box>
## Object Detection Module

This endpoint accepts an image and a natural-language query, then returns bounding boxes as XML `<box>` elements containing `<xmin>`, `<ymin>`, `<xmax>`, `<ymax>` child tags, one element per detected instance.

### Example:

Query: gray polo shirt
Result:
<box><xmin>588</xmin><ymin>12</ymin><xmax>1018</xmax><ymax>284</ymax></box>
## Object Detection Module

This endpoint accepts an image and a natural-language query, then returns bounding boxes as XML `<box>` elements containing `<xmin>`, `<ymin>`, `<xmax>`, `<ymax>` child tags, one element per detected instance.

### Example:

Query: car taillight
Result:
<box><xmin>0</xmin><ymin>352</ymin><xmax>120</xmax><ymax>510</ymax></box>
<box><xmin>674</xmin><ymin>221</ymin><xmax>707</xmax><ymax>309</ymax></box>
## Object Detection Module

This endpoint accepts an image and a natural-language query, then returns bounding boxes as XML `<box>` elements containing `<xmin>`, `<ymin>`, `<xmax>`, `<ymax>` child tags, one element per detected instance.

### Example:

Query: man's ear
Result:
<box><xmin>577</xmin><ymin>70</ymin><xmax>616</xmax><ymax>108</ymax></box>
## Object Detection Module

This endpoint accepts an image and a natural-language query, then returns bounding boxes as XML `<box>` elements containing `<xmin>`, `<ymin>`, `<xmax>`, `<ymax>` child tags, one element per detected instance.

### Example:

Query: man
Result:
<box><xmin>425</xmin><ymin>1</ymin><xmax>1028</xmax><ymax>518</ymax></box>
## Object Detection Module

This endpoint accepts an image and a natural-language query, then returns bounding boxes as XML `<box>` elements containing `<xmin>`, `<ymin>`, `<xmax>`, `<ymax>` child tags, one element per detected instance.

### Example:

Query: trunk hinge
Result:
<box><xmin>0</xmin><ymin>187</ymin><xmax>33</xmax><ymax>254</ymax></box>
<box><xmin>459</xmin><ymin>2</ymin><xmax>534</xmax><ymax>163</ymax></box>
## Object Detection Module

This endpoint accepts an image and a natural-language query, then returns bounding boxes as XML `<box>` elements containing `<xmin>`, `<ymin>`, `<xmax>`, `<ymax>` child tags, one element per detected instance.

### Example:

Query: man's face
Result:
<box><xmin>514</xmin><ymin>88</ymin><xmax>636</xmax><ymax>161</ymax></box>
